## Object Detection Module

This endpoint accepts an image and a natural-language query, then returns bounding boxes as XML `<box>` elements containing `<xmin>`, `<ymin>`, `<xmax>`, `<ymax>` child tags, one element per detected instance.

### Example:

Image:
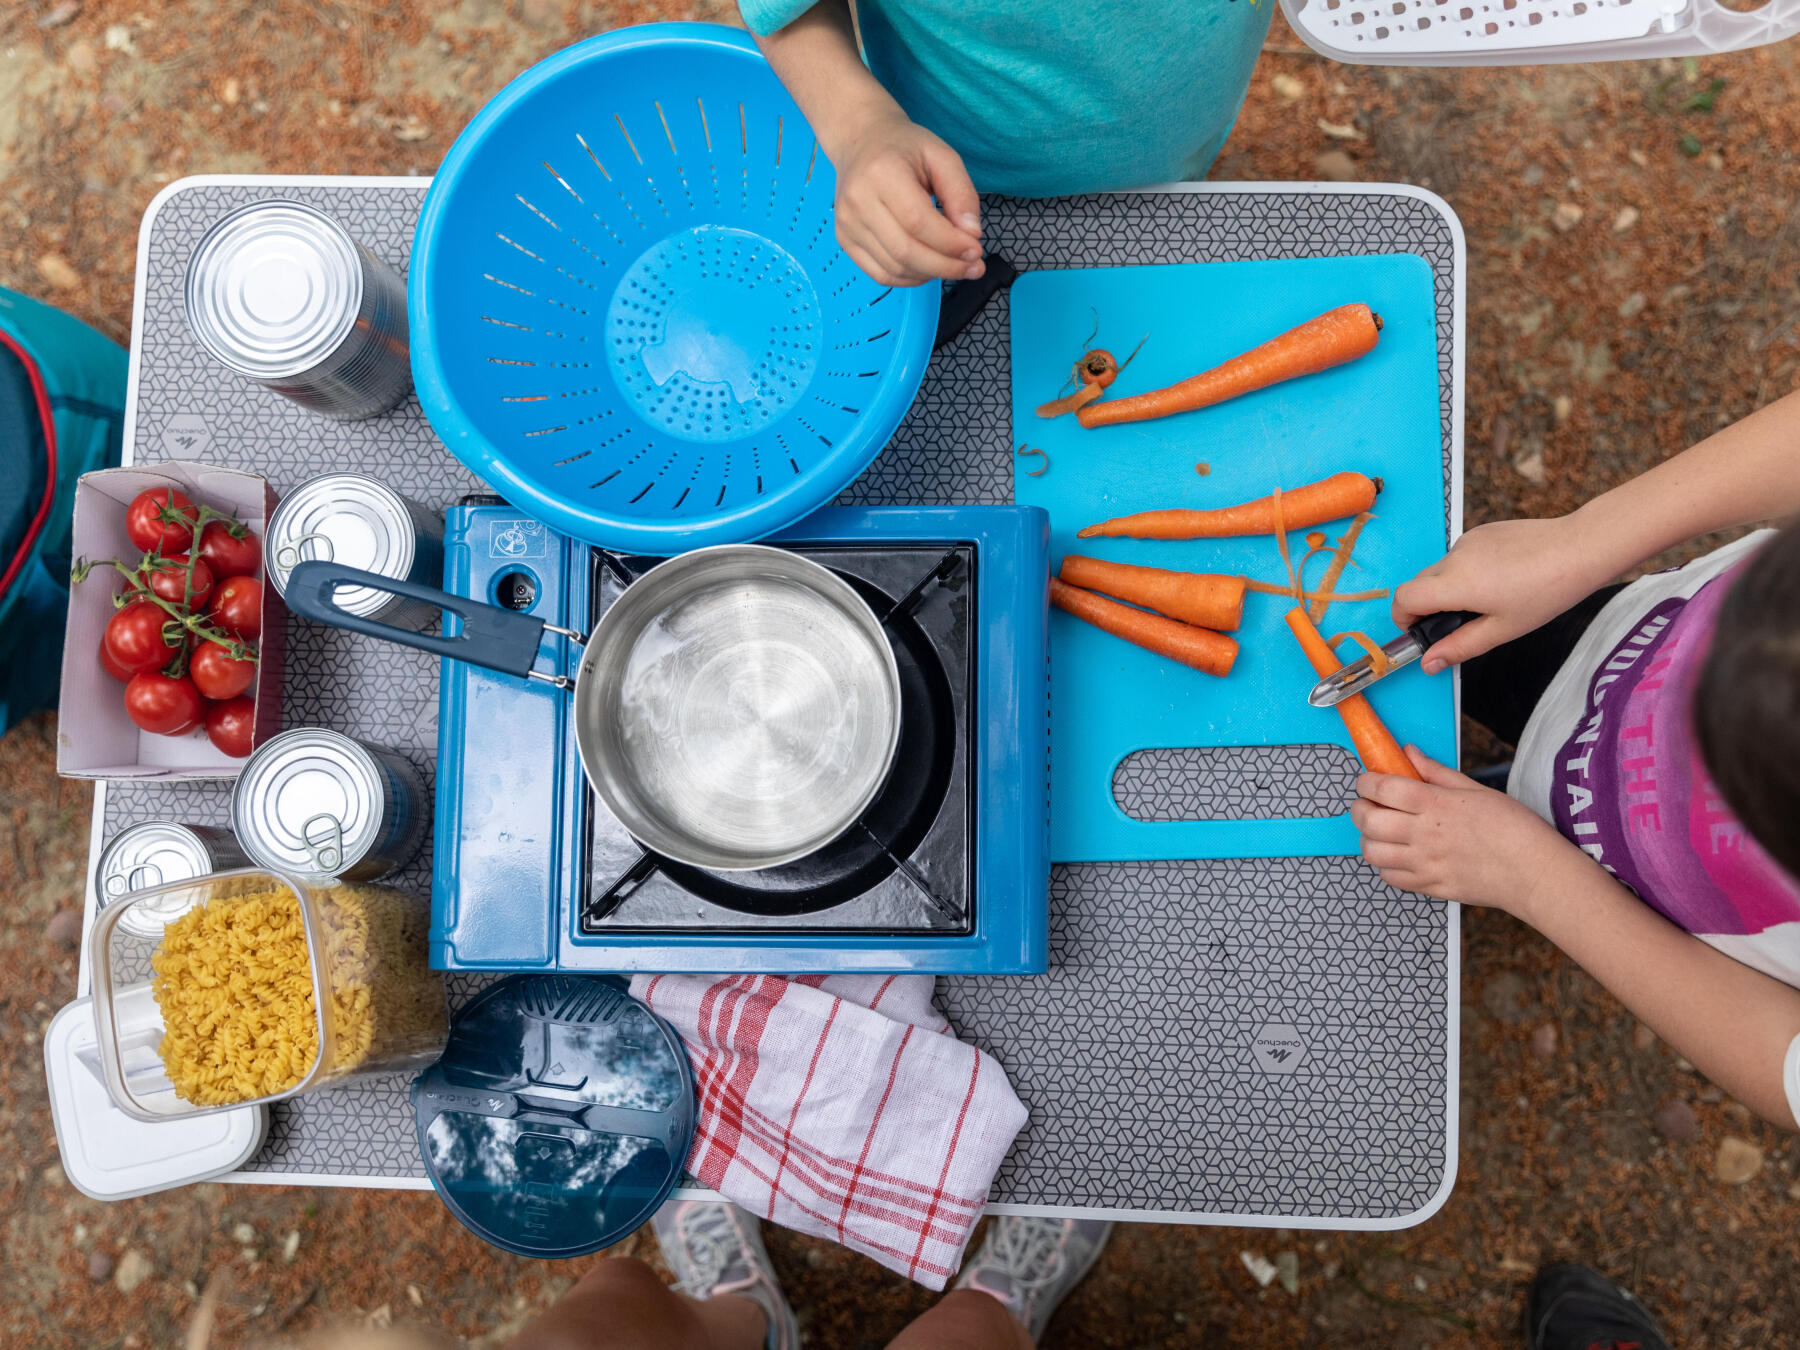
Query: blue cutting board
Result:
<box><xmin>1011</xmin><ymin>254</ymin><xmax>1456</xmax><ymax>862</ymax></box>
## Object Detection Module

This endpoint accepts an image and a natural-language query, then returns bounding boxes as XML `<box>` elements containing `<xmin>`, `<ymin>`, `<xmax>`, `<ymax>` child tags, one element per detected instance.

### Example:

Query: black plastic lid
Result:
<box><xmin>411</xmin><ymin>974</ymin><xmax>696</xmax><ymax>1259</ymax></box>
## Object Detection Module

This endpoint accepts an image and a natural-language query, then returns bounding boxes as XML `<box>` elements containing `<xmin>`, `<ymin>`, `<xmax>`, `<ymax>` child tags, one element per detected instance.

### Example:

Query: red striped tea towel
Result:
<box><xmin>630</xmin><ymin>973</ymin><xmax>1027</xmax><ymax>1289</ymax></box>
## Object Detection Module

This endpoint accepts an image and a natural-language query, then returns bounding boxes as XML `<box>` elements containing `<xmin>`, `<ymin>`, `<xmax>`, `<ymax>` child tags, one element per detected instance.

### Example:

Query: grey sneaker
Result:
<box><xmin>953</xmin><ymin>1216</ymin><xmax>1113</xmax><ymax>1341</ymax></box>
<box><xmin>650</xmin><ymin>1200</ymin><xmax>798</xmax><ymax>1350</ymax></box>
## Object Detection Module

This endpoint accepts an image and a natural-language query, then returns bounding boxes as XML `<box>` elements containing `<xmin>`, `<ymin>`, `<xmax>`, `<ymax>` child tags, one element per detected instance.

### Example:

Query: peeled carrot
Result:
<box><xmin>1078</xmin><ymin>471</ymin><xmax>1380</xmax><ymax>540</ymax></box>
<box><xmin>1285</xmin><ymin>607</ymin><xmax>1420</xmax><ymax>780</ymax></box>
<box><xmin>1057</xmin><ymin>556</ymin><xmax>1246</xmax><ymax>632</ymax></box>
<box><xmin>1051</xmin><ymin>579</ymin><xmax>1237</xmax><ymax>677</ymax></box>
<box><xmin>1075</xmin><ymin>304</ymin><xmax>1382</xmax><ymax>429</ymax></box>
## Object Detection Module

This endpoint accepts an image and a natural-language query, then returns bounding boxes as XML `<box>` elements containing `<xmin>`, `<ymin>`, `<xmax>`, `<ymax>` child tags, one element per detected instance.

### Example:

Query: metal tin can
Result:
<box><xmin>266</xmin><ymin>473</ymin><xmax>444</xmax><ymax>624</ymax></box>
<box><xmin>95</xmin><ymin>823</ymin><xmax>250</xmax><ymax>938</ymax></box>
<box><xmin>231</xmin><ymin>728</ymin><xmax>428</xmax><ymax>882</ymax></box>
<box><xmin>184</xmin><ymin>200</ymin><xmax>412</xmax><ymax>420</ymax></box>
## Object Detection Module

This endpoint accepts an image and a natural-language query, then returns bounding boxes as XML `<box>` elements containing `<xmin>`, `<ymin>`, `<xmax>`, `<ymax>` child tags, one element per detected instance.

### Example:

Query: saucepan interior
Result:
<box><xmin>574</xmin><ymin>545</ymin><xmax>902</xmax><ymax>871</ymax></box>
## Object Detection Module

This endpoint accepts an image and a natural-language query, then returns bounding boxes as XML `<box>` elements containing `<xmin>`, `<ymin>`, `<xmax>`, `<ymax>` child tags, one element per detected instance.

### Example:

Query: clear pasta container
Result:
<box><xmin>88</xmin><ymin>867</ymin><xmax>447</xmax><ymax>1122</ymax></box>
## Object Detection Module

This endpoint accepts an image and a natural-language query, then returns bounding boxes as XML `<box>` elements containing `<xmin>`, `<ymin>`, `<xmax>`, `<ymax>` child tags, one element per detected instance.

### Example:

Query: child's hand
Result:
<box><xmin>831</xmin><ymin>109</ymin><xmax>983</xmax><ymax>288</ymax></box>
<box><xmin>1350</xmin><ymin>746</ymin><xmax>1588</xmax><ymax>917</ymax></box>
<box><xmin>1393</xmin><ymin>516</ymin><xmax>1617</xmax><ymax>671</ymax></box>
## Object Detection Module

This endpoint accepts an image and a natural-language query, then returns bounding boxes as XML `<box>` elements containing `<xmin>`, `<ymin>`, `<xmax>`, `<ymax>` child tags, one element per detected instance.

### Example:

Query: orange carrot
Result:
<box><xmin>1057</xmin><ymin>556</ymin><xmax>1246</xmax><ymax>632</ymax></box>
<box><xmin>1036</xmin><ymin>340</ymin><xmax>1147</xmax><ymax>417</ymax></box>
<box><xmin>1051</xmin><ymin>579</ymin><xmax>1237</xmax><ymax>677</ymax></box>
<box><xmin>1078</xmin><ymin>472</ymin><xmax>1380</xmax><ymax>540</ymax></box>
<box><xmin>1285</xmin><ymin>607</ymin><xmax>1420</xmax><ymax>779</ymax></box>
<box><xmin>1075</xmin><ymin>304</ymin><xmax>1382</xmax><ymax>429</ymax></box>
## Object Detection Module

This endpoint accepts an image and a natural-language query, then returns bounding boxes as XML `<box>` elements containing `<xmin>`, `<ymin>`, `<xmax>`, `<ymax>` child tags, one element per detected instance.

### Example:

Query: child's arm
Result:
<box><xmin>749</xmin><ymin>2</ymin><xmax>983</xmax><ymax>287</ymax></box>
<box><xmin>1355</xmin><ymin>748</ymin><xmax>1800</xmax><ymax>1130</ymax></box>
<box><xmin>1397</xmin><ymin>386</ymin><xmax>1800</xmax><ymax>671</ymax></box>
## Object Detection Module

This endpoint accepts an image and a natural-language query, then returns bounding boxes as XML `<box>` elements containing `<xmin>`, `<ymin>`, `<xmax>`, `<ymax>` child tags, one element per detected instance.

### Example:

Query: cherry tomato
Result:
<box><xmin>196</xmin><ymin>520</ymin><xmax>262</xmax><ymax>579</ymax></box>
<box><xmin>190</xmin><ymin>640</ymin><xmax>256</xmax><ymax>700</ymax></box>
<box><xmin>205</xmin><ymin>696</ymin><xmax>256</xmax><ymax>758</ymax></box>
<box><xmin>104</xmin><ymin>600</ymin><xmax>183</xmax><ymax>674</ymax></box>
<box><xmin>124</xmin><ymin>671</ymin><xmax>207</xmax><ymax>736</ymax></box>
<box><xmin>125</xmin><ymin>488</ymin><xmax>199</xmax><ymax>554</ymax></box>
<box><xmin>98</xmin><ymin>639</ymin><xmax>135</xmax><ymax>683</ymax></box>
<box><xmin>144</xmin><ymin>553</ymin><xmax>215</xmax><ymax>610</ymax></box>
<box><xmin>206</xmin><ymin>575</ymin><xmax>262</xmax><ymax>640</ymax></box>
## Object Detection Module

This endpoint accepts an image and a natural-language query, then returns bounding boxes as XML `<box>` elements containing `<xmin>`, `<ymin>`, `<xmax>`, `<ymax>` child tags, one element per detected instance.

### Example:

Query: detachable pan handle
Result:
<box><xmin>286</xmin><ymin>560</ymin><xmax>572</xmax><ymax>688</ymax></box>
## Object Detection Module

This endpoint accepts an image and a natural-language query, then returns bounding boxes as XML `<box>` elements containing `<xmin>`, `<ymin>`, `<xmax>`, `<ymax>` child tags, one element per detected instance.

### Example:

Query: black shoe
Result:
<box><xmin>1526</xmin><ymin>1263</ymin><xmax>1672</xmax><ymax>1350</ymax></box>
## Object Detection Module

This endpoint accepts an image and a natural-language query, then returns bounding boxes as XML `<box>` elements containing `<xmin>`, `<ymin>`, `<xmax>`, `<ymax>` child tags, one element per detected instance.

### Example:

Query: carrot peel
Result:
<box><xmin>1329</xmin><ymin>630</ymin><xmax>1394</xmax><ymax>678</ymax></box>
<box><xmin>1243</xmin><ymin>578</ymin><xmax>1390</xmax><ymax>604</ymax></box>
<box><xmin>1036</xmin><ymin>382</ymin><xmax>1102</xmax><ymax>419</ymax></box>
<box><xmin>1308</xmin><ymin>512</ymin><xmax>1373</xmax><ymax>623</ymax></box>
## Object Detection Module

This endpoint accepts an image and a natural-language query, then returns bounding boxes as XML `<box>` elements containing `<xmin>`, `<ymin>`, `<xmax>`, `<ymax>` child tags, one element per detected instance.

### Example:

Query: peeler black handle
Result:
<box><xmin>1408</xmin><ymin>610</ymin><xmax>1480</xmax><ymax>650</ymax></box>
<box><xmin>286</xmin><ymin>560</ymin><xmax>553</xmax><ymax>681</ymax></box>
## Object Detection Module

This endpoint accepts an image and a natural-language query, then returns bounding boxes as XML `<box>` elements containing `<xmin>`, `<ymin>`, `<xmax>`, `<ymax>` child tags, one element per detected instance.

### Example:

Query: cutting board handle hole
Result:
<box><xmin>1112</xmin><ymin>745</ymin><xmax>1358</xmax><ymax>823</ymax></box>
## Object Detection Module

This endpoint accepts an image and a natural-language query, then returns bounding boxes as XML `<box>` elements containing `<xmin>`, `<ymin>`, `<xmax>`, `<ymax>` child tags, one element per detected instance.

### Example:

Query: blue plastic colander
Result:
<box><xmin>410</xmin><ymin>24</ymin><xmax>940</xmax><ymax>554</ymax></box>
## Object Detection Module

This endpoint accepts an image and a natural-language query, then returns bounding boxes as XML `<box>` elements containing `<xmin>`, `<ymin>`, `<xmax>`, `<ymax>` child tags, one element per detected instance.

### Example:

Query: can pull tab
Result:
<box><xmin>275</xmin><ymin>532</ymin><xmax>336</xmax><ymax>572</ymax></box>
<box><xmin>302</xmin><ymin>813</ymin><xmax>345</xmax><ymax>874</ymax></box>
<box><xmin>124</xmin><ymin>862</ymin><xmax>166</xmax><ymax>893</ymax></box>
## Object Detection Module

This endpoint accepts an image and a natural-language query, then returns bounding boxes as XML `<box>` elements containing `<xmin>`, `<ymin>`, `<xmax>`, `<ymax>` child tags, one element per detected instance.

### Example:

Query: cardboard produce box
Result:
<box><xmin>57</xmin><ymin>462</ymin><xmax>285</xmax><ymax>780</ymax></box>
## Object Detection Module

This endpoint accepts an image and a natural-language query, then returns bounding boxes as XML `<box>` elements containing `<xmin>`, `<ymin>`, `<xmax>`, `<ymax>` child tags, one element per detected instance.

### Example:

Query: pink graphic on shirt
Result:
<box><xmin>1549</xmin><ymin>569</ymin><xmax>1800</xmax><ymax>939</ymax></box>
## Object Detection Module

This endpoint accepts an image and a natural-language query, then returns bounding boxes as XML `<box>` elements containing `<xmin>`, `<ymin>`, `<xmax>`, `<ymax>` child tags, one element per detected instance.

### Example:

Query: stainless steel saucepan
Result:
<box><xmin>286</xmin><ymin>546</ymin><xmax>901</xmax><ymax>871</ymax></box>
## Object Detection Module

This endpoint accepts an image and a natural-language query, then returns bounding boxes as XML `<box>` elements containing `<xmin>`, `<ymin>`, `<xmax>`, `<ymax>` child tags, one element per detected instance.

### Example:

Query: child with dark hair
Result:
<box><xmin>1350</xmin><ymin>389</ymin><xmax>1800</xmax><ymax>1130</ymax></box>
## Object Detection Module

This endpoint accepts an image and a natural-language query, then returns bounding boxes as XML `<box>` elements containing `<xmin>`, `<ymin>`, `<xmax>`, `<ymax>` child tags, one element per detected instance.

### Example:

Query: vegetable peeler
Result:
<box><xmin>1306</xmin><ymin>611</ymin><xmax>1478</xmax><ymax>707</ymax></box>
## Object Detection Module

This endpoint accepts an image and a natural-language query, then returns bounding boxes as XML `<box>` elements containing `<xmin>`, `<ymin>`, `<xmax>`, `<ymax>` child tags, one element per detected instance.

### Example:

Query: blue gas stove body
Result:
<box><xmin>431</xmin><ymin>503</ymin><xmax>1049</xmax><ymax>974</ymax></box>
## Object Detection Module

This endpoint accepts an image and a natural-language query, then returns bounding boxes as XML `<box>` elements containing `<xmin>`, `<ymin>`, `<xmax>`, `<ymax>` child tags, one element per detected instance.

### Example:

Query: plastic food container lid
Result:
<box><xmin>44</xmin><ymin>997</ymin><xmax>267</xmax><ymax>1201</ymax></box>
<box><xmin>411</xmin><ymin>975</ymin><xmax>696</xmax><ymax>1259</ymax></box>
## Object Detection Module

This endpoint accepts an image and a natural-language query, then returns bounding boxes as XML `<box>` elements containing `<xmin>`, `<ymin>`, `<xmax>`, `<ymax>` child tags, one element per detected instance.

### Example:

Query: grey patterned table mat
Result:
<box><xmin>99</xmin><ymin>178</ymin><xmax>1458</xmax><ymax>1223</ymax></box>
<box><xmin>1113</xmin><ymin>745</ymin><xmax>1360</xmax><ymax>824</ymax></box>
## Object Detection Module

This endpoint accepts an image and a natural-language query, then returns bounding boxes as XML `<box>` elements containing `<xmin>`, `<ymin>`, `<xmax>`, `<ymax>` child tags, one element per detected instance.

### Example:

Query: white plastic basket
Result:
<box><xmin>1281</xmin><ymin>0</ymin><xmax>1800</xmax><ymax>64</ymax></box>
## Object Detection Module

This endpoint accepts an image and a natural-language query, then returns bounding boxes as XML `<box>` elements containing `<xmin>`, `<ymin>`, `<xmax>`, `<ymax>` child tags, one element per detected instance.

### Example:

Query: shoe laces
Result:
<box><xmin>981</xmin><ymin>1219</ymin><xmax>1071</xmax><ymax>1294</ymax></box>
<box><xmin>670</xmin><ymin>1206</ymin><xmax>748</xmax><ymax>1298</ymax></box>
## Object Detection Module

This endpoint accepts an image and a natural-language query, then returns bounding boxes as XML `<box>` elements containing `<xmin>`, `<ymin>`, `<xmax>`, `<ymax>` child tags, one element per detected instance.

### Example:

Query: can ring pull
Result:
<box><xmin>276</xmin><ymin>531</ymin><xmax>337</xmax><ymax>572</ymax></box>
<box><xmin>302</xmin><ymin>813</ymin><xmax>345</xmax><ymax>874</ymax></box>
<box><xmin>125</xmin><ymin>862</ymin><xmax>166</xmax><ymax>893</ymax></box>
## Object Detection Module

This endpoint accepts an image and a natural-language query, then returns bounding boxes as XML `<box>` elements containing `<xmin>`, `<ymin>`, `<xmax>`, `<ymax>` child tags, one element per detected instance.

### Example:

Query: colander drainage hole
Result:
<box><xmin>606</xmin><ymin>225</ymin><xmax>821</xmax><ymax>445</ymax></box>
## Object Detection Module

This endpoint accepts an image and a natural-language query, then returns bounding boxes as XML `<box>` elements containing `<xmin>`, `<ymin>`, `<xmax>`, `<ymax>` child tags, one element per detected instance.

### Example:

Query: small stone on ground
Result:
<box><xmin>1715</xmin><ymin>1137</ymin><xmax>1764</xmax><ymax>1185</ymax></box>
<box><xmin>113</xmin><ymin>1249</ymin><xmax>153</xmax><ymax>1294</ymax></box>
<box><xmin>45</xmin><ymin>909</ymin><xmax>82</xmax><ymax>948</ymax></box>
<box><xmin>1653</xmin><ymin>1099</ymin><xmax>1697</xmax><ymax>1142</ymax></box>
<box><xmin>1242</xmin><ymin>1251</ymin><xmax>1278</xmax><ymax>1288</ymax></box>
<box><xmin>1275</xmin><ymin>1251</ymin><xmax>1300</xmax><ymax>1295</ymax></box>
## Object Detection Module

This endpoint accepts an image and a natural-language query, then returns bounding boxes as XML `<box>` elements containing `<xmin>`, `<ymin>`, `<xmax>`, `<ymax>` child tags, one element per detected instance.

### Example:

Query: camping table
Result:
<box><xmin>79</xmin><ymin>175</ymin><xmax>1464</xmax><ymax>1230</ymax></box>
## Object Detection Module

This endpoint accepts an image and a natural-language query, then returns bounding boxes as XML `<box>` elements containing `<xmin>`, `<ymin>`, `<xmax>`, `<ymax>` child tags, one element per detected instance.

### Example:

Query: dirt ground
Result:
<box><xmin>5</xmin><ymin>1</ymin><xmax>1800</xmax><ymax>1347</ymax></box>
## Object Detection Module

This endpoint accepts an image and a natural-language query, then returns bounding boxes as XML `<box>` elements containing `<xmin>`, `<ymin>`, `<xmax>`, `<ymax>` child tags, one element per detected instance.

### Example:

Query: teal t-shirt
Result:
<box><xmin>740</xmin><ymin>1</ymin><xmax>1273</xmax><ymax>196</ymax></box>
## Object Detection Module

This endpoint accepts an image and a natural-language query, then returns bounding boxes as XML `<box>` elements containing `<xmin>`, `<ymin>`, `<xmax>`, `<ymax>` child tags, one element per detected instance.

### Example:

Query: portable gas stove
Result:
<box><xmin>431</xmin><ymin>503</ymin><xmax>1049</xmax><ymax>974</ymax></box>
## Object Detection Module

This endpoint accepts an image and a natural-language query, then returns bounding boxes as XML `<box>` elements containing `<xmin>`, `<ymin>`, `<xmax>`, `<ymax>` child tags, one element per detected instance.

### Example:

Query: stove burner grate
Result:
<box><xmin>580</xmin><ymin>544</ymin><xmax>973</xmax><ymax>931</ymax></box>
